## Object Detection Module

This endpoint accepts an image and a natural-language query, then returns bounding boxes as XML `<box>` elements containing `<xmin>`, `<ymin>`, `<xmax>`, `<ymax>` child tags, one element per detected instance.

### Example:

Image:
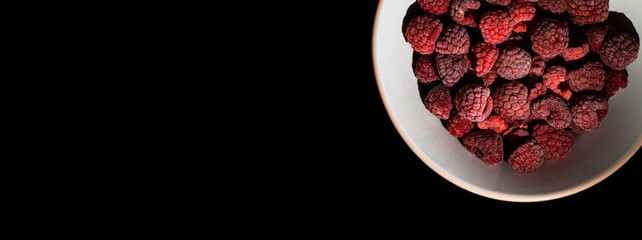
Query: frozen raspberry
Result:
<box><xmin>479</xmin><ymin>10</ymin><xmax>512</xmax><ymax>45</ymax></box>
<box><xmin>531</xmin><ymin>18</ymin><xmax>569</xmax><ymax>59</ymax></box>
<box><xmin>495</xmin><ymin>46</ymin><xmax>532</xmax><ymax>80</ymax></box>
<box><xmin>418</xmin><ymin>0</ymin><xmax>450</xmax><ymax>15</ymax></box>
<box><xmin>436</xmin><ymin>53</ymin><xmax>470</xmax><ymax>87</ymax></box>
<box><xmin>493</xmin><ymin>81</ymin><xmax>530</xmax><ymax>123</ymax></box>
<box><xmin>450</xmin><ymin>0</ymin><xmax>481</xmax><ymax>27</ymax></box>
<box><xmin>528</xmin><ymin>82</ymin><xmax>547</xmax><ymax>101</ymax></box>
<box><xmin>405</xmin><ymin>14</ymin><xmax>444</xmax><ymax>55</ymax></box>
<box><xmin>542</xmin><ymin>65</ymin><xmax>572</xmax><ymax>100</ymax></box>
<box><xmin>484</xmin><ymin>0</ymin><xmax>511</xmax><ymax>6</ymax></box>
<box><xmin>565</xmin><ymin>0</ymin><xmax>609</xmax><ymax>26</ymax></box>
<box><xmin>463</xmin><ymin>130</ymin><xmax>504</xmax><ymax>165</ymax></box>
<box><xmin>415</xmin><ymin>55</ymin><xmax>440</xmax><ymax>85</ymax></box>
<box><xmin>537</xmin><ymin>0</ymin><xmax>565</xmax><ymax>14</ymax></box>
<box><xmin>509</xmin><ymin>1</ymin><xmax>536</xmax><ymax>29</ymax></box>
<box><xmin>502</xmin><ymin>120</ymin><xmax>530</xmax><ymax>143</ymax></box>
<box><xmin>532</xmin><ymin>123</ymin><xmax>573</xmax><ymax>160</ymax></box>
<box><xmin>455</xmin><ymin>84</ymin><xmax>493</xmax><ymax>122</ymax></box>
<box><xmin>604</xmin><ymin>69</ymin><xmax>628</xmax><ymax>98</ymax></box>
<box><xmin>470</xmin><ymin>42</ymin><xmax>499</xmax><ymax>76</ymax></box>
<box><xmin>447</xmin><ymin>110</ymin><xmax>475</xmax><ymax>137</ymax></box>
<box><xmin>529</xmin><ymin>55</ymin><xmax>546</xmax><ymax>79</ymax></box>
<box><xmin>571</xmin><ymin>93</ymin><xmax>608</xmax><ymax>132</ymax></box>
<box><xmin>436</xmin><ymin>24</ymin><xmax>471</xmax><ymax>54</ymax></box>
<box><xmin>480</xmin><ymin>68</ymin><xmax>498</xmax><ymax>87</ymax></box>
<box><xmin>561</xmin><ymin>38</ymin><xmax>589</xmax><ymax>62</ymax></box>
<box><xmin>512</xmin><ymin>23</ymin><xmax>528</xmax><ymax>33</ymax></box>
<box><xmin>424</xmin><ymin>83</ymin><xmax>453</xmax><ymax>120</ymax></box>
<box><xmin>476</xmin><ymin>115</ymin><xmax>509</xmax><ymax>133</ymax></box>
<box><xmin>600</xmin><ymin>33</ymin><xmax>640</xmax><ymax>71</ymax></box>
<box><xmin>584</xmin><ymin>22</ymin><xmax>615</xmax><ymax>52</ymax></box>
<box><xmin>507</xmin><ymin>138</ymin><xmax>544</xmax><ymax>174</ymax></box>
<box><xmin>531</xmin><ymin>94</ymin><xmax>572</xmax><ymax>129</ymax></box>
<box><xmin>567</xmin><ymin>61</ymin><xmax>605</xmax><ymax>92</ymax></box>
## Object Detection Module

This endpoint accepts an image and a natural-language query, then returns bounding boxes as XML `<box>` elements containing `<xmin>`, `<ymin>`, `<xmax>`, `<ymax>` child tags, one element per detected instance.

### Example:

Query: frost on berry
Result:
<box><xmin>495</xmin><ymin>46</ymin><xmax>532</xmax><ymax>80</ymax></box>
<box><xmin>455</xmin><ymin>84</ymin><xmax>493</xmax><ymax>122</ymax></box>
<box><xmin>484</xmin><ymin>0</ymin><xmax>511</xmax><ymax>6</ymax></box>
<box><xmin>604</xmin><ymin>69</ymin><xmax>628</xmax><ymax>98</ymax></box>
<box><xmin>470</xmin><ymin>42</ymin><xmax>499</xmax><ymax>77</ymax></box>
<box><xmin>542</xmin><ymin>65</ymin><xmax>572</xmax><ymax>100</ymax></box>
<box><xmin>561</xmin><ymin>38</ymin><xmax>589</xmax><ymax>62</ymax></box>
<box><xmin>405</xmin><ymin>14</ymin><xmax>443</xmax><ymax>55</ymax></box>
<box><xmin>463</xmin><ymin>130</ymin><xmax>504</xmax><ymax>165</ymax></box>
<box><xmin>479</xmin><ymin>10</ymin><xmax>512</xmax><ymax>45</ymax></box>
<box><xmin>450</xmin><ymin>0</ymin><xmax>481</xmax><ymax>27</ymax></box>
<box><xmin>531</xmin><ymin>94</ymin><xmax>572</xmax><ymax>129</ymax></box>
<box><xmin>571</xmin><ymin>93</ymin><xmax>608</xmax><ymax>132</ymax></box>
<box><xmin>531</xmin><ymin>18</ymin><xmax>569</xmax><ymax>59</ymax></box>
<box><xmin>532</xmin><ymin>123</ymin><xmax>574</xmax><ymax>160</ymax></box>
<box><xmin>538</xmin><ymin>0</ymin><xmax>566</xmax><ymax>14</ymax></box>
<box><xmin>418</xmin><ymin>0</ymin><xmax>450</xmax><ymax>15</ymax></box>
<box><xmin>600</xmin><ymin>33</ymin><xmax>640</xmax><ymax>71</ymax></box>
<box><xmin>436</xmin><ymin>53</ymin><xmax>470</xmax><ymax>87</ymax></box>
<box><xmin>567</xmin><ymin>61</ymin><xmax>605</xmax><ymax>92</ymax></box>
<box><xmin>492</xmin><ymin>81</ymin><xmax>530</xmax><ymax>123</ymax></box>
<box><xmin>584</xmin><ymin>22</ymin><xmax>615</xmax><ymax>52</ymax></box>
<box><xmin>424</xmin><ymin>83</ymin><xmax>453</xmax><ymax>120</ymax></box>
<box><xmin>447</xmin><ymin>110</ymin><xmax>475</xmax><ymax>137</ymax></box>
<box><xmin>507</xmin><ymin>138</ymin><xmax>544</xmax><ymax>174</ymax></box>
<box><xmin>509</xmin><ymin>1</ymin><xmax>536</xmax><ymax>30</ymax></box>
<box><xmin>476</xmin><ymin>115</ymin><xmax>509</xmax><ymax>133</ymax></box>
<box><xmin>436</xmin><ymin>23</ymin><xmax>471</xmax><ymax>55</ymax></box>
<box><xmin>565</xmin><ymin>0</ymin><xmax>609</xmax><ymax>26</ymax></box>
<box><xmin>529</xmin><ymin>55</ymin><xmax>546</xmax><ymax>79</ymax></box>
<box><xmin>528</xmin><ymin>82</ymin><xmax>547</xmax><ymax>102</ymax></box>
<box><xmin>415</xmin><ymin>55</ymin><xmax>440</xmax><ymax>85</ymax></box>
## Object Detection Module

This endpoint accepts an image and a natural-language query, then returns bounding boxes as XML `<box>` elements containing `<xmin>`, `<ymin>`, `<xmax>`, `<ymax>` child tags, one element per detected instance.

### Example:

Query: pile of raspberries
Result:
<box><xmin>404</xmin><ymin>0</ymin><xmax>638</xmax><ymax>173</ymax></box>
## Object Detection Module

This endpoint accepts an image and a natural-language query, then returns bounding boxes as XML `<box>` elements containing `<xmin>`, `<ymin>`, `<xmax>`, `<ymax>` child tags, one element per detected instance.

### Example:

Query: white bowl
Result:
<box><xmin>373</xmin><ymin>0</ymin><xmax>642</xmax><ymax>202</ymax></box>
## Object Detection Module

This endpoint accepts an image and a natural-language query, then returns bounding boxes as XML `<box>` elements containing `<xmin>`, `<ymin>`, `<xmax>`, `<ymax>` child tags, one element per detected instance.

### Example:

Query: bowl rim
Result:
<box><xmin>372</xmin><ymin>0</ymin><xmax>642</xmax><ymax>202</ymax></box>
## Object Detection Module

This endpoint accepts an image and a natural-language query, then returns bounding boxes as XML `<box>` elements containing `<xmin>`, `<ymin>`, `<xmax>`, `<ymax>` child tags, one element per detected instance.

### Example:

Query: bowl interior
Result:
<box><xmin>374</xmin><ymin>0</ymin><xmax>642</xmax><ymax>202</ymax></box>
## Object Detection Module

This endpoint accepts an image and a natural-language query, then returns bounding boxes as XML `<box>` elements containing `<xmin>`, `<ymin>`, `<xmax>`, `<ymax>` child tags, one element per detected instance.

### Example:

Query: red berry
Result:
<box><xmin>463</xmin><ymin>130</ymin><xmax>504</xmax><ymax>165</ymax></box>
<box><xmin>479</xmin><ymin>10</ymin><xmax>512</xmax><ymax>45</ymax></box>
<box><xmin>447</xmin><ymin>110</ymin><xmax>475</xmax><ymax>137</ymax></box>
<box><xmin>435</xmin><ymin>53</ymin><xmax>470</xmax><ymax>87</ymax></box>
<box><xmin>476</xmin><ymin>115</ymin><xmax>509</xmax><ymax>133</ymax></box>
<box><xmin>436</xmin><ymin>24</ymin><xmax>471</xmax><ymax>54</ymax></box>
<box><xmin>493</xmin><ymin>81</ymin><xmax>530</xmax><ymax>123</ymax></box>
<box><xmin>600</xmin><ymin>33</ymin><xmax>640</xmax><ymax>71</ymax></box>
<box><xmin>509</xmin><ymin>1</ymin><xmax>536</xmax><ymax>30</ymax></box>
<box><xmin>565</xmin><ymin>0</ymin><xmax>609</xmax><ymax>26</ymax></box>
<box><xmin>604</xmin><ymin>69</ymin><xmax>628</xmax><ymax>98</ymax></box>
<box><xmin>470</xmin><ymin>42</ymin><xmax>499</xmax><ymax>77</ymax></box>
<box><xmin>567</xmin><ymin>61</ymin><xmax>605</xmax><ymax>92</ymax></box>
<box><xmin>532</xmin><ymin>123</ymin><xmax>574</xmax><ymax>160</ymax></box>
<box><xmin>531</xmin><ymin>18</ymin><xmax>569</xmax><ymax>59</ymax></box>
<box><xmin>529</xmin><ymin>55</ymin><xmax>546</xmax><ymax>79</ymax></box>
<box><xmin>455</xmin><ymin>84</ymin><xmax>493</xmax><ymax>122</ymax></box>
<box><xmin>584</xmin><ymin>22</ymin><xmax>615</xmax><ymax>52</ymax></box>
<box><xmin>405</xmin><ymin>14</ymin><xmax>444</xmax><ymax>55</ymax></box>
<box><xmin>570</xmin><ymin>93</ymin><xmax>608</xmax><ymax>132</ymax></box>
<box><xmin>538</xmin><ymin>0</ymin><xmax>566</xmax><ymax>14</ymax></box>
<box><xmin>561</xmin><ymin>38</ymin><xmax>589</xmax><ymax>62</ymax></box>
<box><xmin>418</xmin><ymin>0</ymin><xmax>450</xmax><ymax>15</ymax></box>
<box><xmin>495</xmin><ymin>46</ymin><xmax>532</xmax><ymax>80</ymax></box>
<box><xmin>424</xmin><ymin>83</ymin><xmax>453</xmax><ymax>120</ymax></box>
<box><xmin>415</xmin><ymin>55</ymin><xmax>440</xmax><ymax>85</ymax></box>
<box><xmin>542</xmin><ymin>65</ymin><xmax>572</xmax><ymax>100</ymax></box>
<box><xmin>531</xmin><ymin>94</ymin><xmax>572</xmax><ymax>129</ymax></box>
<box><xmin>507</xmin><ymin>138</ymin><xmax>544</xmax><ymax>174</ymax></box>
<box><xmin>484</xmin><ymin>0</ymin><xmax>511</xmax><ymax>6</ymax></box>
<box><xmin>528</xmin><ymin>82</ymin><xmax>547</xmax><ymax>101</ymax></box>
<box><xmin>450</xmin><ymin>0</ymin><xmax>481</xmax><ymax>27</ymax></box>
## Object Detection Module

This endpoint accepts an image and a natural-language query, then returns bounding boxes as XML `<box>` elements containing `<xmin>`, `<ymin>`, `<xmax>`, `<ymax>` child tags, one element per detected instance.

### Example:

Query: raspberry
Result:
<box><xmin>529</xmin><ymin>55</ymin><xmax>546</xmax><ymax>79</ymax></box>
<box><xmin>600</xmin><ymin>33</ymin><xmax>640</xmax><ymax>71</ymax></box>
<box><xmin>495</xmin><ymin>46</ymin><xmax>532</xmax><ymax>80</ymax></box>
<box><xmin>567</xmin><ymin>61</ymin><xmax>605</xmax><ymax>92</ymax></box>
<box><xmin>480</xmin><ymin>69</ymin><xmax>498</xmax><ymax>87</ymax></box>
<box><xmin>509</xmin><ymin>1</ymin><xmax>536</xmax><ymax>29</ymax></box>
<box><xmin>418</xmin><ymin>0</ymin><xmax>450</xmax><ymax>15</ymax></box>
<box><xmin>531</xmin><ymin>18</ymin><xmax>569</xmax><ymax>59</ymax></box>
<box><xmin>492</xmin><ymin>81</ymin><xmax>530</xmax><ymax>123</ymax></box>
<box><xmin>532</xmin><ymin>123</ymin><xmax>573</xmax><ymax>160</ymax></box>
<box><xmin>584</xmin><ymin>22</ymin><xmax>615</xmax><ymax>52</ymax></box>
<box><xmin>571</xmin><ymin>93</ymin><xmax>608</xmax><ymax>132</ymax></box>
<box><xmin>470</xmin><ymin>42</ymin><xmax>499</xmax><ymax>77</ymax></box>
<box><xmin>484</xmin><ymin>0</ymin><xmax>511</xmax><ymax>6</ymax></box>
<box><xmin>463</xmin><ymin>130</ymin><xmax>504</xmax><ymax>165</ymax></box>
<box><xmin>415</xmin><ymin>55</ymin><xmax>440</xmax><ymax>85</ymax></box>
<box><xmin>528</xmin><ymin>82</ymin><xmax>547</xmax><ymax>101</ymax></box>
<box><xmin>507</xmin><ymin>138</ymin><xmax>544</xmax><ymax>173</ymax></box>
<box><xmin>476</xmin><ymin>115</ymin><xmax>509</xmax><ymax>133</ymax></box>
<box><xmin>436</xmin><ymin>24</ymin><xmax>471</xmax><ymax>54</ymax></box>
<box><xmin>565</xmin><ymin>0</ymin><xmax>609</xmax><ymax>26</ymax></box>
<box><xmin>531</xmin><ymin>94</ymin><xmax>572</xmax><ymax>129</ymax></box>
<box><xmin>447</xmin><ymin>110</ymin><xmax>475</xmax><ymax>137</ymax></box>
<box><xmin>538</xmin><ymin>0</ymin><xmax>566</xmax><ymax>14</ymax></box>
<box><xmin>604</xmin><ymin>69</ymin><xmax>628</xmax><ymax>98</ymax></box>
<box><xmin>561</xmin><ymin>38</ymin><xmax>589</xmax><ymax>62</ymax></box>
<box><xmin>542</xmin><ymin>65</ymin><xmax>572</xmax><ymax>100</ymax></box>
<box><xmin>424</xmin><ymin>83</ymin><xmax>453</xmax><ymax>120</ymax></box>
<box><xmin>405</xmin><ymin>14</ymin><xmax>444</xmax><ymax>55</ymax></box>
<box><xmin>512</xmin><ymin>23</ymin><xmax>528</xmax><ymax>33</ymax></box>
<box><xmin>450</xmin><ymin>0</ymin><xmax>481</xmax><ymax>27</ymax></box>
<box><xmin>455</xmin><ymin>84</ymin><xmax>493</xmax><ymax>122</ymax></box>
<box><xmin>435</xmin><ymin>53</ymin><xmax>470</xmax><ymax>87</ymax></box>
<box><xmin>479</xmin><ymin>10</ymin><xmax>512</xmax><ymax>45</ymax></box>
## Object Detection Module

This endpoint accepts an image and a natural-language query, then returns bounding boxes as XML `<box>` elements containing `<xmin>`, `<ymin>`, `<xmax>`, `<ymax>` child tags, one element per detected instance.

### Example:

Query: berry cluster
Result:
<box><xmin>405</xmin><ymin>0</ymin><xmax>638</xmax><ymax>174</ymax></box>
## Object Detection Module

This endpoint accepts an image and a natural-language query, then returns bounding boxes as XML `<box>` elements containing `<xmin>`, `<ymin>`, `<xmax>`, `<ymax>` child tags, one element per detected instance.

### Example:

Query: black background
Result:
<box><xmin>299</xmin><ymin>1</ymin><xmax>642</xmax><ymax>212</ymax></box>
